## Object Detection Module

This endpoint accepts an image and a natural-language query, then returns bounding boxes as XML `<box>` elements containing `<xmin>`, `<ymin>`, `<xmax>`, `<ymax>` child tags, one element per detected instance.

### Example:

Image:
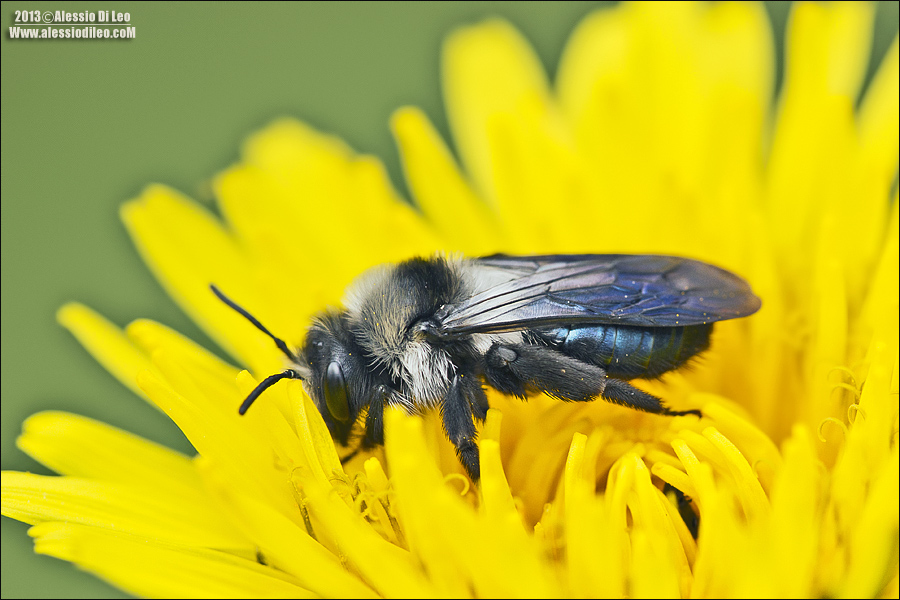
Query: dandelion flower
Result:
<box><xmin>3</xmin><ymin>2</ymin><xmax>898</xmax><ymax>597</ymax></box>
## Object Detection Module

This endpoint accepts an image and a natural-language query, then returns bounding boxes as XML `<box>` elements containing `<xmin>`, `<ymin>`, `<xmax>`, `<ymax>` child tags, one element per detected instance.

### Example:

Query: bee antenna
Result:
<box><xmin>210</xmin><ymin>284</ymin><xmax>297</xmax><ymax>362</ymax></box>
<box><xmin>239</xmin><ymin>369</ymin><xmax>303</xmax><ymax>415</ymax></box>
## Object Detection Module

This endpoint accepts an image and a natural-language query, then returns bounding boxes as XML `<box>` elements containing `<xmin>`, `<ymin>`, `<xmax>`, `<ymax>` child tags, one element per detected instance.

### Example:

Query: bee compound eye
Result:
<box><xmin>323</xmin><ymin>361</ymin><xmax>351</xmax><ymax>423</ymax></box>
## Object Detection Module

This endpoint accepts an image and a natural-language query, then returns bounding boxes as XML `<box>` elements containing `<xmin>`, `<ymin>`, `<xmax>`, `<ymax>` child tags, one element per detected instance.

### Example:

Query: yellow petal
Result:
<box><xmin>218</xmin><ymin>118</ymin><xmax>443</xmax><ymax>334</ymax></box>
<box><xmin>704</xmin><ymin>426</ymin><xmax>769</xmax><ymax>521</ymax></box>
<box><xmin>240</xmin><ymin>118</ymin><xmax>441</xmax><ymax>266</ymax></box>
<box><xmin>29</xmin><ymin>522</ymin><xmax>311</xmax><ymax>598</ymax></box>
<box><xmin>671</xmin><ymin>438</ymin><xmax>717</xmax><ymax>514</ymax></box>
<box><xmin>121</xmin><ymin>185</ymin><xmax>271</xmax><ymax>372</ymax></box>
<box><xmin>286</xmin><ymin>381</ymin><xmax>345</xmax><ymax>493</ymax></box>
<box><xmin>199</xmin><ymin>470</ymin><xmax>378</xmax><ymax>599</ymax></box>
<box><xmin>764</xmin><ymin>426</ymin><xmax>822</xmax><ymax>597</ymax></box>
<box><xmin>701</xmin><ymin>402</ymin><xmax>783</xmax><ymax>489</ymax></box>
<box><xmin>861</xmin><ymin>194</ymin><xmax>900</xmax><ymax>339</ymax></box>
<box><xmin>559</xmin><ymin>2</ymin><xmax>773</xmax><ymax>260</ymax></box>
<box><xmin>443</xmin><ymin>19</ymin><xmax>551</xmax><ymax>201</ymax></box>
<box><xmin>766</xmin><ymin>1</ymin><xmax>876</xmax><ymax>262</ymax></box>
<box><xmin>56</xmin><ymin>303</ymin><xmax>153</xmax><ymax>401</ymax></box>
<box><xmin>479</xmin><ymin>435</ymin><xmax>561</xmax><ymax>597</ymax></box>
<box><xmin>838</xmin><ymin>444</ymin><xmax>900</xmax><ymax>598</ymax></box>
<box><xmin>2</xmin><ymin>472</ymin><xmax>249</xmax><ymax>549</ymax></box>
<box><xmin>858</xmin><ymin>35</ymin><xmax>899</xmax><ymax>197</ymax></box>
<box><xmin>127</xmin><ymin>319</ymin><xmax>313</xmax><ymax>487</ymax></box>
<box><xmin>302</xmin><ymin>480</ymin><xmax>432</xmax><ymax>597</ymax></box>
<box><xmin>126</xmin><ymin>317</ymin><xmax>242</xmax><ymax>392</ymax></box>
<box><xmin>564</xmin><ymin>431</ymin><xmax>626</xmax><ymax>597</ymax></box>
<box><xmin>784</xmin><ymin>1</ymin><xmax>876</xmax><ymax>99</ymax></box>
<box><xmin>16</xmin><ymin>411</ymin><xmax>197</xmax><ymax>492</ymax></box>
<box><xmin>383</xmin><ymin>406</ymin><xmax>475</xmax><ymax>597</ymax></box>
<box><xmin>134</xmin><ymin>368</ymin><xmax>300</xmax><ymax>524</ymax></box>
<box><xmin>628</xmin><ymin>454</ymin><xmax>690</xmax><ymax>597</ymax></box>
<box><xmin>391</xmin><ymin>106</ymin><xmax>503</xmax><ymax>253</ymax></box>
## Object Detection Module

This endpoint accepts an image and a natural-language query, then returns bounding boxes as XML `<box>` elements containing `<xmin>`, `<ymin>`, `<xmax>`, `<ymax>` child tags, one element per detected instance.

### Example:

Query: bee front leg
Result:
<box><xmin>361</xmin><ymin>385</ymin><xmax>391</xmax><ymax>449</ymax></box>
<box><xmin>442</xmin><ymin>373</ymin><xmax>486</xmax><ymax>481</ymax></box>
<box><xmin>341</xmin><ymin>386</ymin><xmax>391</xmax><ymax>466</ymax></box>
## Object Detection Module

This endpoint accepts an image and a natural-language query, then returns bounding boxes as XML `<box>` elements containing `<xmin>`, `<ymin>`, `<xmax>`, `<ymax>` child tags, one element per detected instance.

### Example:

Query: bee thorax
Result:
<box><xmin>341</xmin><ymin>256</ymin><xmax>466</xmax><ymax>408</ymax></box>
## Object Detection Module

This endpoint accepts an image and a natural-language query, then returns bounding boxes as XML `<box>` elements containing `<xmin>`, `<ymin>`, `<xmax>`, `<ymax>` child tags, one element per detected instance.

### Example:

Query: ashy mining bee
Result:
<box><xmin>212</xmin><ymin>253</ymin><xmax>760</xmax><ymax>481</ymax></box>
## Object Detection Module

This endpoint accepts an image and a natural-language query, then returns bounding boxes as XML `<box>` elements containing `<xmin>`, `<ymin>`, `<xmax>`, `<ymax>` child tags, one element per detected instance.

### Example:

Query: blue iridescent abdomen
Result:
<box><xmin>534</xmin><ymin>323</ymin><xmax>713</xmax><ymax>379</ymax></box>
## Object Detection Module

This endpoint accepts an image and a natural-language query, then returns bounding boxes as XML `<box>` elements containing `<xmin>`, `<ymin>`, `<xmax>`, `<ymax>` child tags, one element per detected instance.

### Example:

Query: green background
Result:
<box><xmin>1</xmin><ymin>2</ymin><xmax>897</xmax><ymax>598</ymax></box>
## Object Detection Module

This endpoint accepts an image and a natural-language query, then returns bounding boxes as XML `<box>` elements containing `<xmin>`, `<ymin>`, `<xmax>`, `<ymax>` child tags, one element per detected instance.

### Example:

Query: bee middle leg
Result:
<box><xmin>483</xmin><ymin>343</ymin><xmax>700</xmax><ymax>417</ymax></box>
<box><xmin>442</xmin><ymin>373</ymin><xmax>487</xmax><ymax>481</ymax></box>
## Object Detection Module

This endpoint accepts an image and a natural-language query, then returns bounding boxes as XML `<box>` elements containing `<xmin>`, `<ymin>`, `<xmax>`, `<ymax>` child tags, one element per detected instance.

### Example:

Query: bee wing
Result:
<box><xmin>436</xmin><ymin>254</ymin><xmax>761</xmax><ymax>335</ymax></box>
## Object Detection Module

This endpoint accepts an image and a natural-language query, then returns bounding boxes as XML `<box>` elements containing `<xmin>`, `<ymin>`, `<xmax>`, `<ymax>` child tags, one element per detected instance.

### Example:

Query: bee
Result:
<box><xmin>212</xmin><ymin>253</ymin><xmax>760</xmax><ymax>481</ymax></box>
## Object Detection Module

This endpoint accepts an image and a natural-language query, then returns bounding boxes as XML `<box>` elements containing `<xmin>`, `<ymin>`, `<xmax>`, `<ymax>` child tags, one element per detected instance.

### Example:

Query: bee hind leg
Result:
<box><xmin>484</xmin><ymin>343</ymin><xmax>606</xmax><ymax>401</ymax></box>
<box><xmin>602</xmin><ymin>377</ymin><xmax>702</xmax><ymax>417</ymax></box>
<box><xmin>442</xmin><ymin>373</ymin><xmax>486</xmax><ymax>481</ymax></box>
<box><xmin>484</xmin><ymin>343</ymin><xmax>700</xmax><ymax>417</ymax></box>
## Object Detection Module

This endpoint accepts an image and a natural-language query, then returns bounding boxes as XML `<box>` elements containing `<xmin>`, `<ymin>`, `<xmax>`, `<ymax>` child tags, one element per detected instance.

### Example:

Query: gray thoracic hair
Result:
<box><xmin>341</xmin><ymin>259</ymin><xmax>463</xmax><ymax>409</ymax></box>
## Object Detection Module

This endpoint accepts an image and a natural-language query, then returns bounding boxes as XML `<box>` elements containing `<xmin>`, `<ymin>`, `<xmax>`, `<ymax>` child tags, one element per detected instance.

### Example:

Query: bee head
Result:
<box><xmin>302</xmin><ymin>313</ymin><xmax>372</xmax><ymax>445</ymax></box>
<box><xmin>211</xmin><ymin>285</ymin><xmax>373</xmax><ymax>445</ymax></box>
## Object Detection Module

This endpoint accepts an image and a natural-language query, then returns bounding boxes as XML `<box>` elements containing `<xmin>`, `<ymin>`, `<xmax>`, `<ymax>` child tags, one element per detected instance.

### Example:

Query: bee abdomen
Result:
<box><xmin>535</xmin><ymin>324</ymin><xmax>713</xmax><ymax>379</ymax></box>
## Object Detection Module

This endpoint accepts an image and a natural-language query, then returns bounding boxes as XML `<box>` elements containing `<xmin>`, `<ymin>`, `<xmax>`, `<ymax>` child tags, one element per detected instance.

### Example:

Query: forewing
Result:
<box><xmin>437</xmin><ymin>254</ymin><xmax>761</xmax><ymax>335</ymax></box>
